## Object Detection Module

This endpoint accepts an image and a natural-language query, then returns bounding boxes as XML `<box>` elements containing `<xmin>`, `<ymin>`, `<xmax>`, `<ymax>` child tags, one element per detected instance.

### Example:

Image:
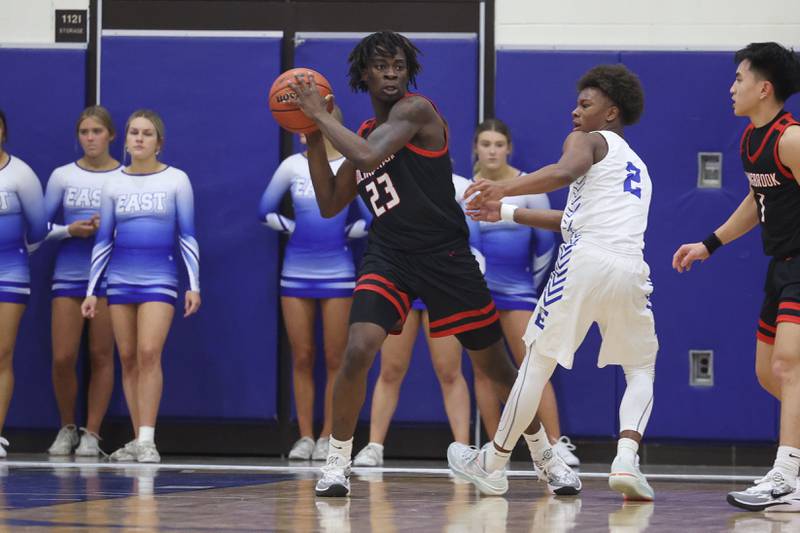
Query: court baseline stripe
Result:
<box><xmin>1</xmin><ymin>460</ymin><xmax>758</xmax><ymax>483</ymax></box>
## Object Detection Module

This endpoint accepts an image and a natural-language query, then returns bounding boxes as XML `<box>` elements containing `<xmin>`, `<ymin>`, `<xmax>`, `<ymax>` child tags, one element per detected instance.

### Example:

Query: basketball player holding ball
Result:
<box><xmin>285</xmin><ymin>30</ymin><xmax>580</xmax><ymax>498</ymax></box>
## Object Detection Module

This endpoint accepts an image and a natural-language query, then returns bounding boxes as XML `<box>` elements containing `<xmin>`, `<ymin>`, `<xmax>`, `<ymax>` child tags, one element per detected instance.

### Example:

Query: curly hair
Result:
<box><xmin>577</xmin><ymin>65</ymin><xmax>644</xmax><ymax>126</ymax></box>
<box><xmin>348</xmin><ymin>31</ymin><xmax>422</xmax><ymax>93</ymax></box>
<box><xmin>735</xmin><ymin>42</ymin><xmax>800</xmax><ymax>103</ymax></box>
<box><xmin>0</xmin><ymin>109</ymin><xmax>6</xmax><ymax>144</ymax></box>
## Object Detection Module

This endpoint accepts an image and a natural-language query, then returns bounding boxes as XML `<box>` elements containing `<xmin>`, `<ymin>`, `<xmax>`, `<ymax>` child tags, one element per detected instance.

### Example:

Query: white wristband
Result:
<box><xmin>500</xmin><ymin>203</ymin><xmax>518</xmax><ymax>223</ymax></box>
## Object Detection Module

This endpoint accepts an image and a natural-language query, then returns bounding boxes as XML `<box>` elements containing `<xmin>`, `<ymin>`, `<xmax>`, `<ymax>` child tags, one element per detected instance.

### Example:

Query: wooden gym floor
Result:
<box><xmin>0</xmin><ymin>456</ymin><xmax>793</xmax><ymax>532</ymax></box>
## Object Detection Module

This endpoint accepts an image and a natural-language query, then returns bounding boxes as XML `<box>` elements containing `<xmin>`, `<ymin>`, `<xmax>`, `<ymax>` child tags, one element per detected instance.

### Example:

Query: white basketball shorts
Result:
<box><xmin>522</xmin><ymin>237</ymin><xmax>658</xmax><ymax>369</ymax></box>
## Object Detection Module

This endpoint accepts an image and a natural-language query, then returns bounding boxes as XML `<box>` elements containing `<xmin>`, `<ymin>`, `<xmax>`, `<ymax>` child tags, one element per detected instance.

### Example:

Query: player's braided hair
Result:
<box><xmin>577</xmin><ymin>65</ymin><xmax>644</xmax><ymax>126</ymax></box>
<box><xmin>348</xmin><ymin>31</ymin><xmax>422</xmax><ymax>93</ymax></box>
<box><xmin>735</xmin><ymin>42</ymin><xmax>800</xmax><ymax>103</ymax></box>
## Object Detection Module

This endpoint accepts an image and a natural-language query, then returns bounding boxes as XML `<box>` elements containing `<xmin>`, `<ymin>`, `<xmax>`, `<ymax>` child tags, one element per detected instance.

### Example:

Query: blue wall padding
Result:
<box><xmin>101</xmin><ymin>36</ymin><xmax>282</xmax><ymax>419</ymax></box>
<box><xmin>294</xmin><ymin>35</ymin><xmax>479</xmax><ymax>424</ymax></box>
<box><xmin>0</xmin><ymin>48</ymin><xmax>87</xmax><ymax>428</ymax></box>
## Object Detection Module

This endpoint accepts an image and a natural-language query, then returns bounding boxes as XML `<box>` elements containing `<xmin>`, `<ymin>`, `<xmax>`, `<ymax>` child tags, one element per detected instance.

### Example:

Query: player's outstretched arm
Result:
<box><xmin>467</xmin><ymin>200</ymin><xmax>564</xmax><ymax>232</ymax></box>
<box><xmin>672</xmin><ymin>190</ymin><xmax>759</xmax><ymax>273</ymax></box>
<box><xmin>465</xmin><ymin>131</ymin><xmax>597</xmax><ymax>207</ymax></box>
<box><xmin>508</xmin><ymin>208</ymin><xmax>564</xmax><ymax>232</ymax></box>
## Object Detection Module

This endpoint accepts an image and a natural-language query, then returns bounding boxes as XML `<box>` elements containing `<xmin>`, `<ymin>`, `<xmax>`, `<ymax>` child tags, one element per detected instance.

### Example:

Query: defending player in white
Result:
<box><xmin>449</xmin><ymin>64</ymin><xmax>658</xmax><ymax>500</ymax></box>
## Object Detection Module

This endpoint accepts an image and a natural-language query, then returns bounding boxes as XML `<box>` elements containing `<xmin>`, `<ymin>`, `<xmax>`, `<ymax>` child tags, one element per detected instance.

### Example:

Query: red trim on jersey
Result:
<box><xmin>356</xmin><ymin>95</ymin><xmax>449</xmax><ymax>158</ymax></box>
<box><xmin>402</xmin><ymin>93</ymin><xmax>449</xmax><ymax>158</ymax></box>
<box><xmin>743</xmin><ymin>112</ymin><xmax>793</xmax><ymax>164</ymax></box>
<box><xmin>773</xmin><ymin>118</ymin><xmax>799</xmax><ymax>180</ymax></box>
<box><xmin>354</xmin><ymin>285</ymin><xmax>408</xmax><ymax>323</ymax></box>
<box><xmin>429</xmin><ymin>301</ymin><xmax>496</xmax><ymax>329</ymax></box>
<box><xmin>779</xmin><ymin>301</ymin><xmax>800</xmax><ymax>312</ymax></box>
<box><xmin>759</xmin><ymin>319</ymin><xmax>777</xmax><ymax>333</ymax></box>
<box><xmin>357</xmin><ymin>118</ymin><xmax>376</xmax><ymax>138</ymax></box>
<box><xmin>430</xmin><ymin>311</ymin><xmax>500</xmax><ymax>338</ymax></box>
<box><xmin>358</xmin><ymin>273</ymin><xmax>411</xmax><ymax>309</ymax></box>
<box><xmin>777</xmin><ymin>315</ymin><xmax>800</xmax><ymax>326</ymax></box>
<box><xmin>757</xmin><ymin>331</ymin><xmax>776</xmax><ymax>344</ymax></box>
<box><xmin>740</xmin><ymin>124</ymin><xmax>754</xmax><ymax>158</ymax></box>
<box><xmin>405</xmin><ymin>141</ymin><xmax>449</xmax><ymax>158</ymax></box>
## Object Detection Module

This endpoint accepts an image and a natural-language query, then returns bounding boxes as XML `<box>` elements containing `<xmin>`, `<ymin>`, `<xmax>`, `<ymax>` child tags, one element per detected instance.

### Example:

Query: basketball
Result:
<box><xmin>269</xmin><ymin>68</ymin><xmax>334</xmax><ymax>134</ymax></box>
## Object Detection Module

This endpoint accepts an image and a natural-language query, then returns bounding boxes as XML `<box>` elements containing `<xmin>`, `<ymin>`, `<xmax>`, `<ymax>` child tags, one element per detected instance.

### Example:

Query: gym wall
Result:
<box><xmin>2</xmin><ymin>1</ymin><xmax>799</xmax><ymax>449</ymax></box>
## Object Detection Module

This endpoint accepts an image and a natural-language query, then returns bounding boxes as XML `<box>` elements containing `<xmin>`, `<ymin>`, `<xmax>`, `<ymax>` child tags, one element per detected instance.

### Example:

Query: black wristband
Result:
<box><xmin>702</xmin><ymin>233</ymin><xmax>723</xmax><ymax>255</ymax></box>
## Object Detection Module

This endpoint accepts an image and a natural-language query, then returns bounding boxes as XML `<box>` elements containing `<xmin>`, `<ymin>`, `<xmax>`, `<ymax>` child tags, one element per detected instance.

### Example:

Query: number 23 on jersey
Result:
<box><xmin>365</xmin><ymin>174</ymin><xmax>400</xmax><ymax>217</ymax></box>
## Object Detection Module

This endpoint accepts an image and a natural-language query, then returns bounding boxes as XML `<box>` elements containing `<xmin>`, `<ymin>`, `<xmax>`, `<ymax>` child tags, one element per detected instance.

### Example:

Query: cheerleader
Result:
<box><xmin>0</xmin><ymin>109</ymin><xmax>48</xmax><ymax>457</ymax></box>
<box><xmin>82</xmin><ymin>109</ymin><xmax>200</xmax><ymax>463</ymax></box>
<box><xmin>45</xmin><ymin>106</ymin><xmax>119</xmax><ymax>456</ymax></box>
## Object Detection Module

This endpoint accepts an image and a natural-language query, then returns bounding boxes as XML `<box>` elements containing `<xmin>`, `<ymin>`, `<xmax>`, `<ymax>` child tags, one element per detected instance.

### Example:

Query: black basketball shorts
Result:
<box><xmin>350</xmin><ymin>242</ymin><xmax>502</xmax><ymax>350</ymax></box>
<box><xmin>757</xmin><ymin>255</ymin><xmax>800</xmax><ymax>345</ymax></box>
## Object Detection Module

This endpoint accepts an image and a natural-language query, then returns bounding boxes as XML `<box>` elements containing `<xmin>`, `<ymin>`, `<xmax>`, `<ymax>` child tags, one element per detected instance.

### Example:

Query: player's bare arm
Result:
<box><xmin>511</xmin><ymin>208</ymin><xmax>565</xmax><ymax>232</ymax></box>
<box><xmin>465</xmin><ymin>131</ymin><xmax>602</xmax><ymax>208</ymax></box>
<box><xmin>290</xmin><ymin>75</ymin><xmax>431</xmax><ymax>171</ymax></box>
<box><xmin>673</xmin><ymin>86</ymin><xmax>800</xmax><ymax>275</ymax></box>
<box><xmin>304</xmin><ymin>131</ymin><xmax>359</xmax><ymax>218</ymax></box>
<box><xmin>467</xmin><ymin>200</ymin><xmax>564</xmax><ymax>232</ymax></box>
<box><xmin>672</xmin><ymin>190</ymin><xmax>759</xmax><ymax>273</ymax></box>
<box><xmin>318</xmin><ymin>95</ymin><xmax>433</xmax><ymax>171</ymax></box>
<box><xmin>778</xmin><ymin>124</ymin><xmax>800</xmax><ymax>179</ymax></box>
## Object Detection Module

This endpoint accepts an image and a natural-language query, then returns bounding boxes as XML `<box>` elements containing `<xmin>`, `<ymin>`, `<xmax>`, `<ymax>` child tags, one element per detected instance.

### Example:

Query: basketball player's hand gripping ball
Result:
<box><xmin>269</xmin><ymin>68</ymin><xmax>334</xmax><ymax>134</ymax></box>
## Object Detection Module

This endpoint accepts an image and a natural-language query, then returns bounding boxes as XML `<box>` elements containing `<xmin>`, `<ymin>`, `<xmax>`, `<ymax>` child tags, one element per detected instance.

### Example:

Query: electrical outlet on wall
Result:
<box><xmin>690</xmin><ymin>350</ymin><xmax>714</xmax><ymax>386</ymax></box>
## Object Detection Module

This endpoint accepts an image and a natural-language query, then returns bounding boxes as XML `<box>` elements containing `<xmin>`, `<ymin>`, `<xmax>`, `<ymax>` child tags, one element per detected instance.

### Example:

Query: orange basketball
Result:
<box><xmin>269</xmin><ymin>68</ymin><xmax>334</xmax><ymax>134</ymax></box>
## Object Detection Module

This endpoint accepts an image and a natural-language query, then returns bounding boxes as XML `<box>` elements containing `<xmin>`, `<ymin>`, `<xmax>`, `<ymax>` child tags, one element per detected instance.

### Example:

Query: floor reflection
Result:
<box><xmin>0</xmin><ymin>461</ymin><xmax>783</xmax><ymax>532</ymax></box>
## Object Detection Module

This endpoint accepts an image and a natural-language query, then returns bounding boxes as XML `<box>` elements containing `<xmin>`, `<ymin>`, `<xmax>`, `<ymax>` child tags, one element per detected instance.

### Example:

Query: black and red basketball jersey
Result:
<box><xmin>740</xmin><ymin>110</ymin><xmax>800</xmax><ymax>258</ymax></box>
<box><xmin>355</xmin><ymin>94</ymin><xmax>469</xmax><ymax>253</ymax></box>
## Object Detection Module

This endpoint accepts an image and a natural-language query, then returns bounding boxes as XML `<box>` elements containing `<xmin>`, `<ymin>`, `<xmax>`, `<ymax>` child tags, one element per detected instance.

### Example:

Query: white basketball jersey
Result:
<box><xmin>560</xmin><ymin>130</ymin><xmax>651</xmax><ymax>254</ymax></box>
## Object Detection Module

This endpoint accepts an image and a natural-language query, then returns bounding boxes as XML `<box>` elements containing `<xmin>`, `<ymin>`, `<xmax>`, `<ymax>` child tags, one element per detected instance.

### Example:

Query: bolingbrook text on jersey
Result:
<box><xmin>740</xmin><ymin>110</ymin><xmax>800</xmax><ymax>258</ymax></box>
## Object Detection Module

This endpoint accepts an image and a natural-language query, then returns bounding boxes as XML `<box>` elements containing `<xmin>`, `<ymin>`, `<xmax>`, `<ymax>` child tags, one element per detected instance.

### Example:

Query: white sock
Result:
<box><xmin>483</xmin><ymin>443</ymin><xmax>511</xmax><ymax>473</ymax></box>
<box><xmin>368</xmin><ymin>442</ymin><xmax>384</xmax><ymax>451</ymax></box>
<box><xmin>138</xmin><ymin>426</ymin><xmax>155</xmax><ymax>444</ymax></box>
<box><xmin>523</xmin><ymin>424</ymin><xmax>551</xmax><ymax>463</ymax></box>
<box><xmin>617</xmin><ymin>437</ymin><xmax>638</xmax><ymax>462</ymax></box>
<box><xmin>328</xmin><ymin>436</ymin><xmax>353</xmax><ymax>460</ymax></box>
<box><xmin>774</xmin><ymin>445</ymin><xmax>800</xmax><ymax>482</ymax></box>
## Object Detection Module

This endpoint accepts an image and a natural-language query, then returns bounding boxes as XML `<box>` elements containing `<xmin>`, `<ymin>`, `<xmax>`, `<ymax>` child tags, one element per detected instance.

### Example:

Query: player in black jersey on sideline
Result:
<box><xmin>673</xmin><ymin>42</ymin><xmax>800</xmax><ymax>512</ymax></box>
<box><xmin>289</xmin><ymin>31</ymin><xmax>580</xmax><ymax>498</ymax></box>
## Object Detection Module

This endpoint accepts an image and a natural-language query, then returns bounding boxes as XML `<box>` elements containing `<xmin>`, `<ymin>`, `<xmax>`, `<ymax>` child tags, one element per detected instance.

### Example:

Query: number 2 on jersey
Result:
<box><xmin>624</xmin><ymin>161</ymin><xmax>642</xmax><ymax>199</ymax></box>
<box><xmin>366</xmin><ymin>174</ymin><xmax>400</xmax><ymax>217</ymax></box>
